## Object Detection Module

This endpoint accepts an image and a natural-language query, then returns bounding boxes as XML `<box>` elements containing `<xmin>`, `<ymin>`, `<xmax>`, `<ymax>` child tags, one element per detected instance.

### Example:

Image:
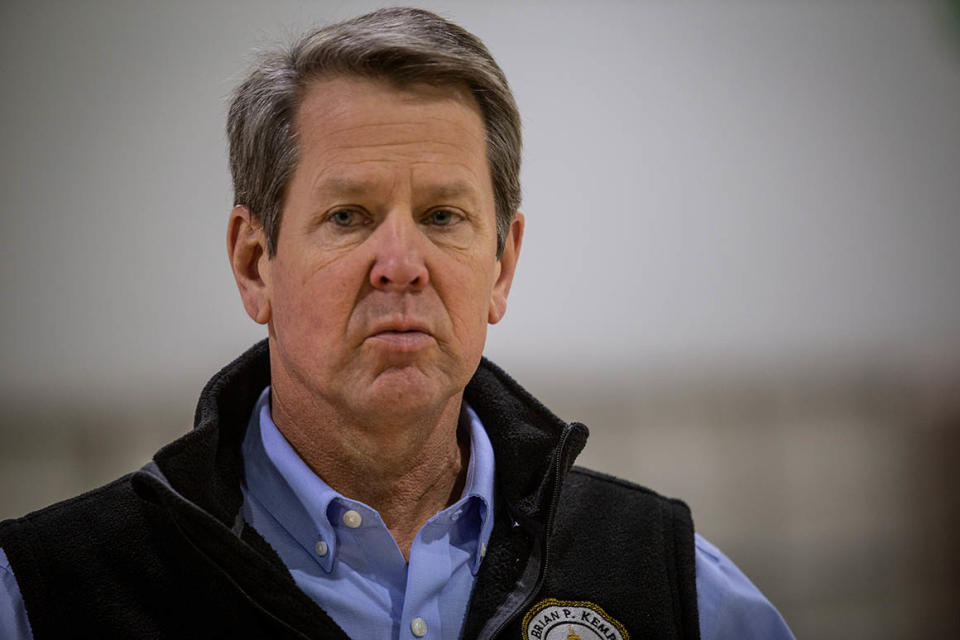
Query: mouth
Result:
<box><xmin>366</xmin><ymin>321</ymin><xmax>435</xmax><ymax>351</ymax></box>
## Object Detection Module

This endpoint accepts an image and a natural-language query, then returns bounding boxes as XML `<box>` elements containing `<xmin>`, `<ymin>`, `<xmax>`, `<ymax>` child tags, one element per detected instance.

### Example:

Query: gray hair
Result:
<box><xmin>228</xmin><ymin>7</ymin><xmax>522</xmax><ymax>257</ymax></box>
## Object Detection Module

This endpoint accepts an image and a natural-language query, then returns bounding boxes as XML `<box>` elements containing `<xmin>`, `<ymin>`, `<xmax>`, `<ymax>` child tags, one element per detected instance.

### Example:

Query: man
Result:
<box><xmin>1</xmin><ymin>8</ymin><xmax>793</xmax><ymax>639</ymax></box>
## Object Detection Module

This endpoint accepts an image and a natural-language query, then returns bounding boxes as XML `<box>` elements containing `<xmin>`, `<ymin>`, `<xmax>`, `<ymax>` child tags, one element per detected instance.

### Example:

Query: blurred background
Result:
<box><xmin>2</xmin><ymin>1</ymin><xmax>959</xmax><ymax>637</ymax></box>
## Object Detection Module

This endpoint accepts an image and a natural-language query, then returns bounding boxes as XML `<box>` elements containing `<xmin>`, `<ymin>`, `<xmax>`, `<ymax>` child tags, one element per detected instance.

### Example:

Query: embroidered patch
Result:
<box><xmin>522</xmin><ymin>598</ymin><xmax>629</xmax><ymax>640</ymax></box>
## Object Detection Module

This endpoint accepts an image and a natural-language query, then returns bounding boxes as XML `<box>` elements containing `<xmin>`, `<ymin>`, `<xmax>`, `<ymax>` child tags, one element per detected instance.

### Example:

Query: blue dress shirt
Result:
<box><xmin>0</xmin><ymin>386</ymin><xmax>794</xmax><ymax>639</ymax></box>
<box><xmin>241</xmin><ymin>387</ymin><xmax>495</xmax><ymax>640</ymax></box>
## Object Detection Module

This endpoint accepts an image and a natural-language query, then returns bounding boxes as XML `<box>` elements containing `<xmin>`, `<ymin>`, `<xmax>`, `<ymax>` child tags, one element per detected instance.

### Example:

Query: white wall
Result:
<box><xmin>2</xmin><ymin>0</ymin><xmax>959</xmax><ymax>397</ymax></box>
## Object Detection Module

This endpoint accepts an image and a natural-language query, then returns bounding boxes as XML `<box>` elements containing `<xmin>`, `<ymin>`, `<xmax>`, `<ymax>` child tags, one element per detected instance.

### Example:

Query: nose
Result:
<box><xmin>368</xmin><ymin>212</ymin><xmax>429</xmax><ymax>292</ymax></box>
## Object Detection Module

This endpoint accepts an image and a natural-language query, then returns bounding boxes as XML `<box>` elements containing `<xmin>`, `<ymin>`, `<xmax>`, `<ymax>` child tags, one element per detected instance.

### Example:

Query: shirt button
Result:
<box><xmin>314</xmin><ymin>540</ymin><xmax>328</xmax><ymax>557</ymax></box>
<box><xmin>342</xmin><ymin>509</ymin><xmax>363</xmax><ymax>528</ymax></box>
<box><xmin>411</xmin><ymin>617</ymin><xmax>427</xmax><ymax>637</ymax></box>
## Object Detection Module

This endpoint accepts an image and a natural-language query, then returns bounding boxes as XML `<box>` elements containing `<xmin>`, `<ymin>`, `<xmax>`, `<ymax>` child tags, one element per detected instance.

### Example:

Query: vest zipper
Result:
<box><xmin>479</xmin><ymin>422</ymin><xmax>577</xmax><ymax>640</ymax></box>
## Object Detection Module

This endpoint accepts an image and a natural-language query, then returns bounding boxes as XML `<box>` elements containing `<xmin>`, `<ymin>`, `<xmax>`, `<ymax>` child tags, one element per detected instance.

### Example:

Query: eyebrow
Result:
<box><xmin>422</xmin><ymin>181</ymin><xmax>478</xmax><ymax>202</ymax></box>
<box><xmin>314</xmin><ymin>176</ymin><xmax>377</xmax><ymax>198</ymax></box>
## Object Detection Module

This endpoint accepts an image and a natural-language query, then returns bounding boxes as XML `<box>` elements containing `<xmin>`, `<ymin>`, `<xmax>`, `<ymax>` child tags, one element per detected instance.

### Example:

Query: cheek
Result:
<box><xmin>271</xmin><ymin>260</ymin><xmax>338</xmax><ymax>339</ymax></box>
<box><xmin>447</xmin><ymin>265</ymin><xmax>496</xmax><ymax>337</ymax></box>
<box><xmin>270</xmin><ymin>274</ymin><xmax>307</xmax><ymax>340</ymax></box>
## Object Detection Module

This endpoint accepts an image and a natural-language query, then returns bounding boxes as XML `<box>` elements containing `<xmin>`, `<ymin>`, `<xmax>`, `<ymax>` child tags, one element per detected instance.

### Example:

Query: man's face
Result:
<box><xmin>247</xmin><ymin>76</ymin><xmax>521</xmax><ymax>421</ymax></box>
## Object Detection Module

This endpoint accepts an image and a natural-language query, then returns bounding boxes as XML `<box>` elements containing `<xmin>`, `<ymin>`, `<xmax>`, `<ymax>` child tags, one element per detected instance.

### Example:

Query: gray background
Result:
<box><xmin>2</xmin><ymin>1</ymin><xmax>959</xmax><ymax>638</ymax></box>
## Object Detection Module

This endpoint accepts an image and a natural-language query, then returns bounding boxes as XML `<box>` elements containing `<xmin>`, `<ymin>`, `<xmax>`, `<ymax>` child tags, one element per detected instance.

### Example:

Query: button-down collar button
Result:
<box><xmin>411</xmin><ymin>617</ymin><xmax>427</xmax><ymax>637</ymax></box>
<box><xmin>342</xmin><ymin>509</ymin><xmax>363</xmax><ymax>528</ymax></box>
<box><xmin>451</xmin><ymin>510</ymin><xmax>462</xmax><ymax>521</ymax></box>
<box><xmin>314</xmin><ymin>540</ymin><xmax>328</xmax><ymax>557</ymax></box>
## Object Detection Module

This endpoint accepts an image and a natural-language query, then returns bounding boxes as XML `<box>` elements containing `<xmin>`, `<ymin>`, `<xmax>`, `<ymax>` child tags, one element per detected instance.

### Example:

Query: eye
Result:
<box><xmin>425</xmin><ymin>208</ymin><xmax>460</xmax><ymax>226</ymax></box>
<box><xmin>328</xmin><ymin>208</ymin><xmax>365</xmax><ymax>227</ymax></box>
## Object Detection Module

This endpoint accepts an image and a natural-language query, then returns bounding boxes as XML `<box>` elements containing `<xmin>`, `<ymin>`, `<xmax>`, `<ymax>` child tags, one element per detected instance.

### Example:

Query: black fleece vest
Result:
<box><xmin>0</xmin><ymin>342</ymin><xmax>699</xmax><ymax>639</ymax></box>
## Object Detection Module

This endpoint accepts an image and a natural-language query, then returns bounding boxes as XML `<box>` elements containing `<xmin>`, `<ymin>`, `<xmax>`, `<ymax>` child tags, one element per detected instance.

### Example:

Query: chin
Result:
<box><xmin>361</xmin><ymin>364</ymin><xmax>457</xmax><ymax>415</ymax></box>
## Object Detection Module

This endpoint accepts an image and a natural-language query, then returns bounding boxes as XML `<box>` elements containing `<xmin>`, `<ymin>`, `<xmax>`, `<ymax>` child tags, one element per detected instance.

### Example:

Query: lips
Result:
<box><xmin>369</xmin><ymin>319</ymin><xmax>432</xmax><ymax>336</ymax></box>
<box><xmin>366</xmin><ymin>319</ymin><xmax>435</xmax><ymax>351</ymax></box>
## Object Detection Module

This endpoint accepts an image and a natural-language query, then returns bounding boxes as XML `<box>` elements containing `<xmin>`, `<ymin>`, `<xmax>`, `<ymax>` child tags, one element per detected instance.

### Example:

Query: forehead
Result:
<box><xmin>292</xmin><ymin>75</ymin><xmax>489</xmax><ymax>190</ymax></box>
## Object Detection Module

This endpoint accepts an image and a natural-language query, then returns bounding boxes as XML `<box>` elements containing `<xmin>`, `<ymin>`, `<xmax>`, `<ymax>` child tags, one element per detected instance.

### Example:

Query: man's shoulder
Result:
<box><xmin>554</xmin><ymin>466</ymin><xmax>697</xmax><ymax>565</ymax></box>
<box><xmin>564</xmin><ymin>466</ymin><xmax>693</xmax><ymax>518</ymax></box>
<box><xmin>0</xmin><ymin>473</ymin><xmax>143</xmax><ymax>549</ymax></box>
<box><xmin>0</xmin><ymin>469</ymin><xmax>184</xmax><ymax>622</ymax></box>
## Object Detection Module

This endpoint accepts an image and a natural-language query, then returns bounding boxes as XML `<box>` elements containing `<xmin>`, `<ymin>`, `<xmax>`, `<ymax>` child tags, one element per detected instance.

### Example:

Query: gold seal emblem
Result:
<box><xmin>522</xmin><ymin>598</ymin><xmax>629</xmax><ymax>640</ymax></box>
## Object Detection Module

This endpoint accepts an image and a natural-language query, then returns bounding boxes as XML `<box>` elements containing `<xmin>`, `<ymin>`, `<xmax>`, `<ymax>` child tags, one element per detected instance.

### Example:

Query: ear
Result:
<box><xmin>227</xmin><ymin>205</ymin><xmax>272</xmax><ymax>324</ymax></box>
<box><xmin>488</xmin><ymin>211</ymin><xmax>525</xmax><ymax>324</ymax></box>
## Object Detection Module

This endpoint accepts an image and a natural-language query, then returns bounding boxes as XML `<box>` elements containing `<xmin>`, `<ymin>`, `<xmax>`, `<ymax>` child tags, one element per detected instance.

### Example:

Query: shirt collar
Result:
<box><xmin>242</xmin><ymin>387</ymin><xmax>341</xmax><ymax>572</ymax></box>
<box><xmin>242</xmin><ymin>386</ymin><xmax>496</xmax><ymax>574</ymax></box>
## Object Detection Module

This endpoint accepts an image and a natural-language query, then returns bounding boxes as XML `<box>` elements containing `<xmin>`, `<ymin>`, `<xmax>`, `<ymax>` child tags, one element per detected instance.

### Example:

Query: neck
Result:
<box><xmin>269</xmin><ymin>383</ymin><xmax>469</xmax><ymax>561</ymax></box>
